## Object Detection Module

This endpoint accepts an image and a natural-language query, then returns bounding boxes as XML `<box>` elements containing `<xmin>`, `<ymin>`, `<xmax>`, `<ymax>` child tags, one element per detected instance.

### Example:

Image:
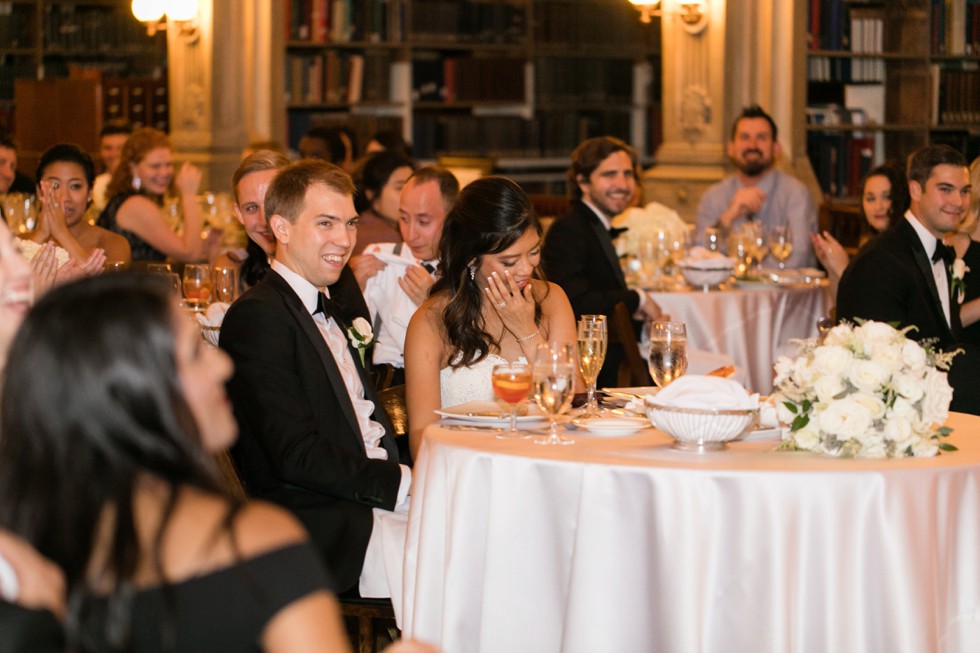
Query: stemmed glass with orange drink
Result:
<box><xmin>491</xmin><ymin>362</ymin><xmax>533</xmax><ymax>439</ymax></box>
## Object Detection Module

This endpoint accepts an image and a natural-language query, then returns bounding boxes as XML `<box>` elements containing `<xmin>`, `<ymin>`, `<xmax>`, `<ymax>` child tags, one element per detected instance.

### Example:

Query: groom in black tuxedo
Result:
<box><xmin>219</xmin><ymin>160</ymin><xmax>407</xmax><ymax>593</ymax></box>
<box><xmin>542</xmin><ymin>137</ymin><xmax>663</xmax><ymax>387</ymax></box>
<box><xmin>837</xmin><ymin>144</ymin><xmax>980</xmax><ymax>415</ymax></box>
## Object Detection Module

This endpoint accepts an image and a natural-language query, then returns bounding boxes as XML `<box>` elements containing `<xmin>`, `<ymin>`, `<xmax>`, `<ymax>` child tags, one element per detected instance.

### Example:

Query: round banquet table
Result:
<box><xmin>400</xmin><ymin>415</ymin><xmax>980</xmax><ymax>653</ymax></box>
<box><xmin>649</xmin><ymin>283</ymin><xmax>827</xmax><ymax>393</ymax></box>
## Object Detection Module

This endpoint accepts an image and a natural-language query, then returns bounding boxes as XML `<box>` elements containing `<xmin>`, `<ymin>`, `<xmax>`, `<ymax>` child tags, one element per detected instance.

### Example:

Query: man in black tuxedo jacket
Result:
<box><xmin>838</xmin><ymin>144</ymin><xmax>980</xmax><ymax>415</ymax></box>
<box><xmin>542</xmin><ymin>136</ymin><xmax>663</xmax><ymax>387</ymax></box>
<box><xmin>219</xmin><ymin>160</ymin><xmax>408</xmax><ymax>594</ymax></box>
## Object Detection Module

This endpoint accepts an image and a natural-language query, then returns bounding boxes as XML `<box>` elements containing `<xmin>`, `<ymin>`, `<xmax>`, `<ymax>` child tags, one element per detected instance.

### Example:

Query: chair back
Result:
<box><xmin>608</xmin><ymin>302</ymin><xmax>654</xmax><ymax>386</ymax></box>
<box><xmin>378</xmin><ymin>384</ymin><xmax>411</xmax><ymax>466</ymax></box>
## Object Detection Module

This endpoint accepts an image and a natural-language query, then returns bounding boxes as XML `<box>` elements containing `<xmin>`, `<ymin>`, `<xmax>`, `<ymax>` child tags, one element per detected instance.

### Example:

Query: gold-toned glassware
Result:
<box><xmin>769</xmin><ymin>224</ymin><xmax>794</xmax><ymax>270</ymax></box>
<box><xmin>212</xmin><ymin>265</ymin><xmax>238</xmax><ymax>303</ymax></box>
<box><xmin>576</xmin><ymin>315</ymin><xmax>608</xmax><ymax>418</ymax></box>
<box><xmin>182</xmin><ymin>263</ymin><xmax>213</xmax><ymax>310</ymax></box>
<box><xmin>647</xmin><ymin>321</ymin><xmax>688</xmax><ymax>388</ymax></box>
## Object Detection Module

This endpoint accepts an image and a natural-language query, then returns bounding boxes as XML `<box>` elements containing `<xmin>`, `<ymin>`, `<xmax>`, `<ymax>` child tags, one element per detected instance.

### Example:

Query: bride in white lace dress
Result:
<box><xmin>405</xmin><ymin>177</ymin><xmax>578</xmax><ymax>460</ymax></box>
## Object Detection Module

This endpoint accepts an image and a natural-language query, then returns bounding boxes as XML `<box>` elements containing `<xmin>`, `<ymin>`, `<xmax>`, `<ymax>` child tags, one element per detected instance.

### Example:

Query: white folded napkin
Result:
<box><xmin>680</xmin><ymin>247</ymin><xmax>736</xmax><ymax>270</ymax></box>
<box><xmin>653</xmin><ymin>374</ymin><xmax>758</xmax><ymax>409</ymax></box>
<box><xmin>369</xmin><ymin>251</ymin><xmax>414</xmax><ymax>267</ymax></box>
<box><xmin>196</xmin><ymin>301</ymin><xmax>231</xmax><ymax>328</ymax></box>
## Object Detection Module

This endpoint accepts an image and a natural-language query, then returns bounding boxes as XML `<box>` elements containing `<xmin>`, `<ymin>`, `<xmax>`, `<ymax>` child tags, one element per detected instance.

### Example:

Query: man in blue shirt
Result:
<box><xmin>695</xmin><ymin>105</ymin><xmax>818</xmax><ymax>269</ymax></box>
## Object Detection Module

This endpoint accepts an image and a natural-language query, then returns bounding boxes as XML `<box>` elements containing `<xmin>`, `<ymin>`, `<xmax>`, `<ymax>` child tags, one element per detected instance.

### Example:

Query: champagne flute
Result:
<box><xmin>576</xmin><ymin>315</ymin><xmax>607</xmax><ymax>418</ymax></box>
<box><xmin>212</xmin><ymin>265</ymin><xmax>238</xmax><ymax>303</ymax></box>
<box><xmin>769</xmin><ymin>224</ymin><xmax>794</xmax><ymax>270</ymax></box>
<box><xmin>182</xmin><ymin>263</ymin><xmax>213</xmax><ymax>310</ymax></box>
<box><xmin>647</xmin><ymin>321</ymin><xmax>688</xmax><ymax>388</ymax></box>
<box><xmin>532</xmin><ymin>342</ymin><xmax>576</xmax><ymax>445</ymax></box>
<box><xmin>491</xmin><ymin>362</ymin><xmax>533</xmax><ymax>439</ymax></box>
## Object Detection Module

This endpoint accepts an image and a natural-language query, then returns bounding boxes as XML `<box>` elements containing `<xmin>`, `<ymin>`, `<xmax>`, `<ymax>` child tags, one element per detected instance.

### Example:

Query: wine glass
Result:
<box><xmin>576</xmin><ymin>315</ymin><xmax>607</xmax><ymax>418</ymax></box>
<box><xmin>769</xmin><ymin>224</ymin><xmax>794</xmax><ymax>270</ymax></box>
<box><xmin>182</xmin><ymin>263</ymin><xmax>213</xmax><ymax>310</ymax></box>
<box><xmin>532</xmin><ymin>342</ymin><xmax>576</xmax><ymax>445</ymax></box>
<box><xmin>212</xmin><ymin>265</ymin><xmax>238</xmax><ymax>303</ymax></box>
<box><xmin>647</xmin><ymin>321</ymin><xmax>688</xmax><ymax>388</ymax></box>
<box><xmin>491</xmin><ymin>362</ymin><xmax>533</xmax><ymax>439</ymax></box>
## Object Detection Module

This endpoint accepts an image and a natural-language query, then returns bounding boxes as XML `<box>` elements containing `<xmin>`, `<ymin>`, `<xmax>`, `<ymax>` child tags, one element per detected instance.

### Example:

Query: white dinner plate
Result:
<box><xmin>739</xmin><ymin>426</ymin><xmax>782</xmax><ymax>441</ymax></box>
<box><xmin>435</xmin><ymin>401</ymin><xmax>545</xmax><ymax>424</ymax></box>
<box><xmin>573</xmin><ymin>416</ymin><xmax>650</xmax><ymax>437</ymax></box>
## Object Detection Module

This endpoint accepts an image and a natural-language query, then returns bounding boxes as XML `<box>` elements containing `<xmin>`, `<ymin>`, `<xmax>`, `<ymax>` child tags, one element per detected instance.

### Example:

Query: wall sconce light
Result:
<box><xmin>628</xmin><ymin>0</ymin><xmax>708</xmax><ymax>34</ymax></box>
<box><xmin>132</xmin><ymin>0</ymin><xmax>199</xmax><ymax>41</ymax></box>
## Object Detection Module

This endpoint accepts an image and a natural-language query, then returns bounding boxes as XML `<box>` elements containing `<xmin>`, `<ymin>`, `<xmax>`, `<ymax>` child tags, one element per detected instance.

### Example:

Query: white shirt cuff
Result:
<box><xmin>396</xmin><ymin>463</ymin><xmax>412</xmax><ymax>509</ymax></box>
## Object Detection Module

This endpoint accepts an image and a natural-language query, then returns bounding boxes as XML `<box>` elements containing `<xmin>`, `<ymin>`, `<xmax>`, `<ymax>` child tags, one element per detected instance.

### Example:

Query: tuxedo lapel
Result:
<box><xmin>267</xmin><ymin>272</ymin><xmax>366</xmax><ymax>446</ymax></box>
<box><xmin>899</xmin><ymin>220</ymin><xmax>956</xmax><ymax>341</ymax></box>
<box><xmin>582</xmin><ymin>206</ymin><xmax>627</xmax><ymax>289</ymax></box>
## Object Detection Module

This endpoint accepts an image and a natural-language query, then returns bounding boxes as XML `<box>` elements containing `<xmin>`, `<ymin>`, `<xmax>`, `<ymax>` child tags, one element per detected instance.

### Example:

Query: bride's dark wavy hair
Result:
<box><xmin>0</xmin><ymin>273</ymin><xmax>239</xmax><ymax>650</ymax></box>
<box><xmin>432</xmin><ymin>176</ymin><xmax>544</xmax><ymax>369</ymax></box>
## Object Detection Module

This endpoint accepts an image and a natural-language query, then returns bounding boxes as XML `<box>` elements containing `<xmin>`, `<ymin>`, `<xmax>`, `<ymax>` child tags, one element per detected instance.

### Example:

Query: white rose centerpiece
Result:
<box><xmin>772</xmin><ymin>320</ymin><xmax>958</xmax><ymax>458</ymax></box>
<box><xmin>346</xmin><ymin>317</ymin><xmax>376</xmax><ymax>366</ymax></box>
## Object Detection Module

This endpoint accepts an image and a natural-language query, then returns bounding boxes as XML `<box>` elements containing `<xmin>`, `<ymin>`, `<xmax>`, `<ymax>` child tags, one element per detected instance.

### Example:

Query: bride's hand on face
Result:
<box><xmin>484</xmin><ymin>270</ymin><xmax>535</xmax><ymax>335</ymax></box>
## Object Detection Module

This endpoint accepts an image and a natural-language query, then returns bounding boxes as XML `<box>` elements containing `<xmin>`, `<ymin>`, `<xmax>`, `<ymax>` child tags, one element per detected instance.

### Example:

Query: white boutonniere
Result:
<box><xmin>950</xmin><ymin>258</ymin><xmax>970</xmax><ymax>305</ymax></box>
<box><xmin>346</xmin><ymin>317</ymin><xmax>376</xmax><ymax>366</ymax></box>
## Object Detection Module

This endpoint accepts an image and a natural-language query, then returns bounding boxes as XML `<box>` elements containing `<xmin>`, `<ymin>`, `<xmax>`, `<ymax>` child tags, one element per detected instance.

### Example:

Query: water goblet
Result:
<box><xmin>647</xmin><ymin>321</ymin><xmax>688</xmax><ymax>388</ymax></box>
<box><xmin>491</xmin><ymin>362</ymin><xmax>533</xmax><ymax>439</ymax></box>
<box><xmin>182</xmin><ymin>263</ymin><xmax>213</xmax><ymax>310</ymax></box>
<box><xmin>576</xmin><ymin>315</ymin><xmax>607</xmax><ymax>418</ymax></box>
<box><xmin>769</xmin><ymin>224</ymin><xmax>794</xmax><ymax>270</ymax></box>
<box><xmin>212</xmin><ymin>265</ymin><xmax>238</xmax><ymax>303</ymax></box>
<box><xmin>532</xmin><ymin>342</ymin><xmax>576</xmax><ymax>445</ymax></box>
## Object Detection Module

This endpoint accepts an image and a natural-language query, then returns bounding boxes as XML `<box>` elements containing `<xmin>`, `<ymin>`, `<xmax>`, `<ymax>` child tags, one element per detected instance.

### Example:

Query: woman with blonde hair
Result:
<box><xmin>98</xmin><ymin>127</ymin><xmax>221</xmax><ymax>266</ymax></box>
<box><xmin>949</xmin><ymin>155</ymin><xmax>980</xmax><ymax>342</ymax></box>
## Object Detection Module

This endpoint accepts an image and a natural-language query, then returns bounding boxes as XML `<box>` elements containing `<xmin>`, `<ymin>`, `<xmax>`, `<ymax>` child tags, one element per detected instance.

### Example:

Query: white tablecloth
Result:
<box><xmin>650</xmin><ymin>284</ymin><xmax>827</xmax><ymax>393</ymax></box>
<box><xmin>401</xmin><ymin>415</ymin><xmax>980</xmax><ymax>653</ymax></box>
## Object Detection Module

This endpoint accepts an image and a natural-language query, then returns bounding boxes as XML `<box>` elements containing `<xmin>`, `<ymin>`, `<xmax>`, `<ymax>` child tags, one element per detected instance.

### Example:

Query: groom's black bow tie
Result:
<box><xmin>931</xmin><ymin>242</ymin><xmax>954</xmax><ymax>266</ymax></box>
<box><xmin>313</xmin><ymin>292</ymin><xmax>343</xmax><ymax>322</ymax></box>
<box><xmin>608</xmin><ymin>226</ymin><xmax>629</xmax><ymax>240</ymax></box>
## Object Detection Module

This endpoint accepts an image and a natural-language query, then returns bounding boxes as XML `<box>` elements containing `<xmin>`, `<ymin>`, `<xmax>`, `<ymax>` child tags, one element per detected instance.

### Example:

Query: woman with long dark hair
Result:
<box><xmin>811</xmin><ymin>162</ymin><xmax>911</xmax><ymax>302</ymax></box>
<box><xmin>404</xmin><ymin>176</ymin><xmax>577</xmax><ymax>460</ymax></box>
<box><xmin>0</xmin><ymin>274</ymin><xmax>349</xmax><ymax>651</ymax></box>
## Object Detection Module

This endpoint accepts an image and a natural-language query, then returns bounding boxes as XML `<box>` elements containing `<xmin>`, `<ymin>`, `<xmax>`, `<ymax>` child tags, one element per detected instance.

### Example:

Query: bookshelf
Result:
<box><xmin>0</xmin><ymin>0</ymin><xmax>167</xmax><ymax>136</ymax></box>
<box><xmin>283</xmin><ymin>0</ymin><xmax>661</xmax><ymax>192</ymax></box>
<box><xmin>806</xmin><ymin>0</ymin><xmax>980</xmax><ymax>199</ymax></box>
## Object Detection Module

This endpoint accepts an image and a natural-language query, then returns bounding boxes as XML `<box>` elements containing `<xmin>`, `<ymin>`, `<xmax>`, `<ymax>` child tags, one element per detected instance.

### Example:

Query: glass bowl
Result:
<box><xmin>679</xmin><ymin>265</ymin><xmax>733</xmax><ymax>291</ymax></box>
<box><xmin>644</xmin><ymin>399</ymin><xmax>757</xmax><ymax>451</ymax></box>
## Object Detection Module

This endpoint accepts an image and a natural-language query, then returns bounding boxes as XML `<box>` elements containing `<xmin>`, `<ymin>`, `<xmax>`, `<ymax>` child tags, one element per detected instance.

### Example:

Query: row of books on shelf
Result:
<box><xmin>409</xmin><ymin>0</ymin><xmax>527</xmax><ymax>44</ymax></box>
<box><xmin>286</xmin><ymin>51</ymin><xmax>393</xmax><ymax>105</ymax></box>
<box><xmin>535</xmin><ymin>58</ymin><xmax>633</xmax><ymax>105</ymax></box>
<box><xmin>287</xmin><ymin>0</ymin><xmax>403</xmax><ymax>44</ymax></box>
<box><xmin>807</xmin><ymin>103</ymin><xmax>880</xmax><ymax>197</ymax></box>
<box><xmin>936</xmin><ymin>66</ymin><xmax>980</xmax><ymax>124</ymax></box>
<box><xmin>0</xmin><ymin>6</ymin><xmax>36</xmax><ymax>49</ymax></box>
<box><xmin>413</xmin><ymin>56</ymin><xmax>525</xmax><ymax>103</ymax></box>
<box><xmin>930</xmin><ymin>0</ymin><xmax>980</xmax><ymax>55</ymax></box>
<box><xmin>531</xmin><ymin>1</ymin><xmax>650</xmax><ymax>48</ymax></box>
<box><xmin>42</xmin><ymin>5</ymin><xmax>156</xmax><ymax>53</ymax></box>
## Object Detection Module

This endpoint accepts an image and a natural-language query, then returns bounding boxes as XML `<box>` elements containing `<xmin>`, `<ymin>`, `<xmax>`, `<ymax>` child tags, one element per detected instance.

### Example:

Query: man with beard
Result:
<box><xmin>695</xmin><ymin>105</ymin><xmax>817</xmax><ymax>268</ymax></box>
<box><xmin>542</xmin><ymin>136</ymin><xmax>663</xmax><ymax>387</ymax></box>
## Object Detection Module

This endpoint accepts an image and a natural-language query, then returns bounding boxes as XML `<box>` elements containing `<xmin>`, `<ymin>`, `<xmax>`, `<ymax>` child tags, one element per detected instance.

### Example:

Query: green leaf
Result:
<box><xmin>783</xmin><ymin>401</ymin><xmax>798</xmax><ymax>414</ymax></box>
<box><xmin>938</xmin><ymin>442</ymin><xmax>959</xmax><ymax>452</ymax></box>
<box><xmin>790</xmin><ymin>414</ymin><xmax>809</xmax><ymax>431</ymax></box>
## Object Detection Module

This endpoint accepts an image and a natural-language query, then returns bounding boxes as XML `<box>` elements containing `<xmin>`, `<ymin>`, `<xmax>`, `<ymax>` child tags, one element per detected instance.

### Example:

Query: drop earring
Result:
<box><xmin>468</xmin><ymin>264</ymin><xmax>476</xmax><ymax>281</ymax></box>
<box><xmin>132</xmin><ymin>175</ymin><xmax>142</xmax><ymax>191</ymax></box>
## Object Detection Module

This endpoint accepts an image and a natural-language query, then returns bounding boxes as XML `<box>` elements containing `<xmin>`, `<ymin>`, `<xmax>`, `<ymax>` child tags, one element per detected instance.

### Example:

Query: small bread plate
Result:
<box><xmin>436</xmin><ymin>401</ymin><xmax>545</xmax><ymax>425</ymax></box>
<box><xmin>572</xmin><ymin>416</ymin><xmax>650</xmax><ymax>437</ymax></box>
<box><xmin>601</xmin><ymin>386</ymin><xmax>659</xmax><ymax>400</ymax></box>
<box><xmin>738</xmin><ymin>426</ymin><xmax>782</xmax><ymax>441</ymax></box>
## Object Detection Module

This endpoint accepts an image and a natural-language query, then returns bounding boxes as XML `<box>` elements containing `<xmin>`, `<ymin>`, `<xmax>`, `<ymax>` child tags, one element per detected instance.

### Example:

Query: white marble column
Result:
<box><xmin>166</xmin><ymin>0</ymin><xmax>282</xmax><ymax>192</ymax></box>
<box><xmin>642</xmin><ymin>0</ymin><xmax>819</xmax><ymax>222</ymax></box>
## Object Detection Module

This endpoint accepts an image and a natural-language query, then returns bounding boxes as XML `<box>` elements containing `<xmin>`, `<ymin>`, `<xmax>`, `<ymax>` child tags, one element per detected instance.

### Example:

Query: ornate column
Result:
<box><xmin>166</xmin><ymin>0</ymin><xmax>283</xmax><ymax>192</ymax></box>
<box><xmin>641</xmin><ymin>0</ymin><xmax>818</xmax><ymax>222</ymax></box>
